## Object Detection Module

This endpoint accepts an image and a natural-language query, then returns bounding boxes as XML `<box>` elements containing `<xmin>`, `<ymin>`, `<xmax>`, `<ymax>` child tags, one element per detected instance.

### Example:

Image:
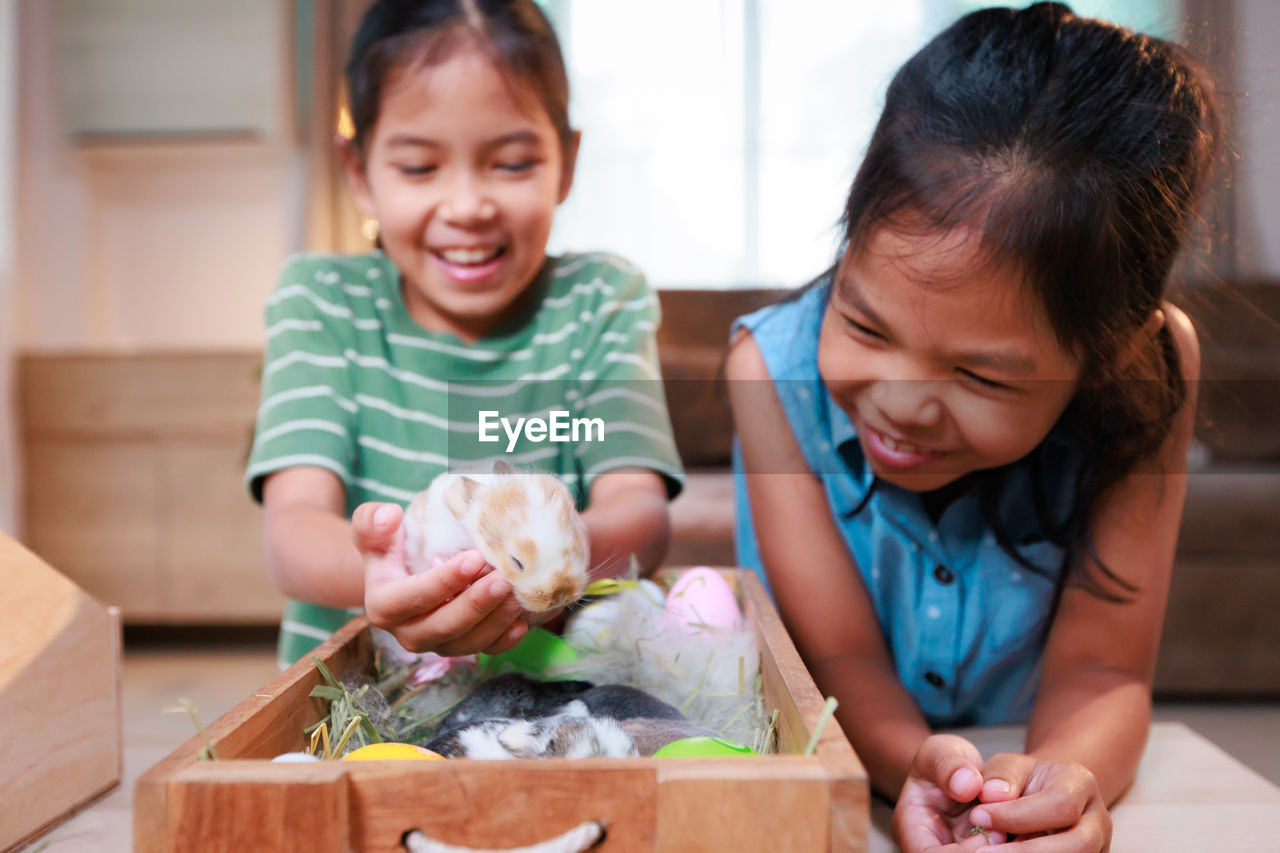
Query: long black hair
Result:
<box><xmin>835</xmin><ymin>3</ymin><xmax>1220</xmax><ymax>599</ymax></box>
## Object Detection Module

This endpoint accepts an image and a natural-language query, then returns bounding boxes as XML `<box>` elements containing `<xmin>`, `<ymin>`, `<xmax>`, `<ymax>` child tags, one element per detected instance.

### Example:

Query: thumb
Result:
<box><xmin>914</xmin><ymin>734</ymin><xmax>985</xmax><ymax>802</ymax></box>
<box><xmin>351</xmin><ymin>502</ymin><xmax>403</xmax><ymax>557</ymax></box>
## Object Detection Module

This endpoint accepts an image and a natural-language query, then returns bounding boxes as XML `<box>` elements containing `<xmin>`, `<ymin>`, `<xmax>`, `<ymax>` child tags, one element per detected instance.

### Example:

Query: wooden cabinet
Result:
<box><xmin>19</xmin><ymin>352</ymin><xmax>285</xmax><ymax>623</ymax></box>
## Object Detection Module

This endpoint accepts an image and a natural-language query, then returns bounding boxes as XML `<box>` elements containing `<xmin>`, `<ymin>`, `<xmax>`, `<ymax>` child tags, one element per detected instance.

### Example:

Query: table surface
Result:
<box><xmin>867</xmin><ymin>721</ymin><xmax>1280</xmax><ymax>852</ymax></box>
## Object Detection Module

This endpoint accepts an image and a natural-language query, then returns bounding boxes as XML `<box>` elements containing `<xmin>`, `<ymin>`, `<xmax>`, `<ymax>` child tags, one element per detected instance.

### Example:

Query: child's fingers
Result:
<box><xmin>979</xmin><ymin>752</ymin><xmax>1036</xmax><ymax>803</ymax></box>
<box><xmin>433</xmin><ymin>581</ymin><xmax>527</xmax><ymax>657</ymax></box>
<box><xmin>970</xmin><ymin>786</ymin><xmax>1092</xmax><ymax>837</ymax></box>
<box><xmin>391</xmin><ymin>571</ymin><xmax>515</xmax><ymax>652</ymax></box>
<box><xmin>480</xmin><ymin>618</ymin><xmax>530</xmax><ymax>656</ymax></box>
<box><xmin>365</xmin><ymin>551</ymin><xmax>487</xmax><ymax>624</ymax></box>
<box><xmin>914</xmin><ymin>734</ymin><xmax>985</xmax><ymax>802</ymax></box>
<box><xmin>351</xmin><ymin>502</ymin><xmax>403</xmax><ymax>556</ymax></box>
<box><xmin>974</xmin><ymin>810</ymin><xmax>1109</xmax><ymax>852</ymax></box>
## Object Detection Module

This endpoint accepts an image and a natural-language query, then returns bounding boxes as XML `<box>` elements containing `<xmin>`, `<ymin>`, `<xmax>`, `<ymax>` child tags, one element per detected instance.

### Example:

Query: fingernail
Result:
<box><xmin>970</xmin><ymin>807</ymin><xmax>991</xmax><ymax>828</ymax></box>
<box><xmin>982</xmin><ymin>779</ymin><xmax>1011</xmax><ymax>799</ymax></box>
<box><xmin>950</xmin><ymin>767</ymin><xmax>980</xmax><ymax>797</ymax></box>
<box><xmin>460</xmin><ymin>555</ymin><xmax>486</xmax><ymax>575</ymax></box>
<box><xmin>488</xmin><ymin>575</ymin><xmax>510</xmax><ymax>597</ymax></box>
<box><xmin>373</xmin><ymin>504</ymin><xmax>397</xmax><ymax>526</ymax></box>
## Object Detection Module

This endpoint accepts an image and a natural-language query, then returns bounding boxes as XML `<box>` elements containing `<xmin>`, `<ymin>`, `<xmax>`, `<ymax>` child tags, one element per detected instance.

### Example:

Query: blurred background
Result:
<box><xmin>1</xmin><ymin>0</ymin><xmax>1277</xmax><ymax>645</ymax></box>
<box><xmin>0</xmin><ymin>2</ymin><xmax>1276</xmax><ymax>848</ymax></box>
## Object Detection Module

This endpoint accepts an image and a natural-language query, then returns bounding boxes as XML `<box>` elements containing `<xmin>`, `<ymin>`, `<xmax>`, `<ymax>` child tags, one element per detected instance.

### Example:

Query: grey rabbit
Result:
<box><xmin>427</xmin><ymin>703</ymin><xmax>637</xmax><ymax>759</ymax></box>
<box><xmin>436</xmin><ymin>672</ymin><xmax>593</xmax><ymax>733</ymax></box>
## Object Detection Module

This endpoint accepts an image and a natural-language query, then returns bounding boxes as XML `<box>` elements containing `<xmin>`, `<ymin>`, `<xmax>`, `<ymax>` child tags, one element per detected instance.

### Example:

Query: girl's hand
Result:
<box><xmin>893</xmin><ymin>734</ymin><xmax>1007</xmax><ymax>852</ymax></box>
<box><xmin>967</xmin><ymin>753</ymin><xmax>1112</xmax><ymax>852</ymax></box>
<box><xmin>351</xmin><ymin>502</ymin><xmax>529</xmax><ymax>656</ymax></box>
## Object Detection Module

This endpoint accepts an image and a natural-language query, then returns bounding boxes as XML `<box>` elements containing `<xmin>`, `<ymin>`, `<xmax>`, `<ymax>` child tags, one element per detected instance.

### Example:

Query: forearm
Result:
<box><xmin>811</xmin><ymin>652</ymin><xmax>932</xmax><ymax>799</ymax></box>
<box><xmin>1026</xmin><ymin>667</ymin><xmax>1152</xmax><ymax>804</ymax></box>
<box><xmin>580</xmin><ymin>483</ymin><xmax>670</xmax><ymax>576</ymax></box>
<box><xmin>263</xmin><ymin>502</ymin><xmax>366</xmax><ymax>608</ymax></box>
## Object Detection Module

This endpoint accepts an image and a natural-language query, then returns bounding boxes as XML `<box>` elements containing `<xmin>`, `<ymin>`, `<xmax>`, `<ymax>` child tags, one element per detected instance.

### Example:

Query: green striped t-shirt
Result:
<box><xmin>245</xmin><ymin>250</ymin><xmax>685</xmax><ymax>667</ymax></box>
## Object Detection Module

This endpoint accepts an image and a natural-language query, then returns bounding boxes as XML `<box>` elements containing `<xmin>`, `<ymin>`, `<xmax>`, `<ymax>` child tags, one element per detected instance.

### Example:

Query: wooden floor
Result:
<box><xmin>15</xmin><ymin>635</ymin><xmax>1280</xmax><ymax>852</ymax></box>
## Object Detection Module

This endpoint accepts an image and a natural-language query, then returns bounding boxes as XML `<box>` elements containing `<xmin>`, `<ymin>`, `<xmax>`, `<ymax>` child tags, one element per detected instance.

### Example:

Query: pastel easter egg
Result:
<box><xmin>665</xmin><ymin>568</ymin><xmax>742</xmax><ymax>633</ymax></box>
<box><xmin>653</xmin><ymin>736</ymin><xmax>757</xmax><ymax>758</ymax></box>
<box><xmin>341</xmin><ymin>742</ymin><xmax>445</xmax><ymax>761</ymax></box>
<box><xmin>271</xmin><ymin>751</ymin><xmax>321</xmax><ymax>763</ymax></box>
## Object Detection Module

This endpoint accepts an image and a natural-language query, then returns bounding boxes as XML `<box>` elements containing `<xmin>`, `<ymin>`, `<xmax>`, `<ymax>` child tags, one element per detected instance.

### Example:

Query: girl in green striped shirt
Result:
<box><xmin>246</xmin><ymin>0</ymin><xmax>683</xmax><ymax>668</ymax></box>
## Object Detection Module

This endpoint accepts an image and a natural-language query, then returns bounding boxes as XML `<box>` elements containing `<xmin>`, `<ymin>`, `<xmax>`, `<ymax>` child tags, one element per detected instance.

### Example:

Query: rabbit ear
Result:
<box><xmin>444</xmin><ymin>476</ymin><xmax>481</xmax><ymax>520</ymax></box>
<box><xmin>493</xmin><ymin>459</ymin><xmax>516</xmax><ymax>476</ymax></box>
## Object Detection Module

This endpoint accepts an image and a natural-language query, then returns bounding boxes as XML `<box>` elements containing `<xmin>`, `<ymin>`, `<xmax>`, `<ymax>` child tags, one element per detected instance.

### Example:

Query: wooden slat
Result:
<box><xmin>19</xmin><ymin>351</ymin><xmax>262</xmax><ymax>438</ymax></box>
<box><xmin>22</xmin><ymin>441</ymin><xmax>164</xmax><ymax>616</ymax></box>
<box><xmin>741</xmin><ymin>572</ymin><xmax>870</xmax><ymax>852</ymax></box>
<box><xmin>165</xmin><ymin>763</ymin><xmax>349</xmax><ymax>853</ymax></box>
<box><xmin>156</xmin><ymin>440</ymin><xmax>283</xmax><ymax>622</ymax></box>
<box><xmin>655</xmin><ymin>759</ymin><xmax>829</xmax><ymax>852</ymax></box>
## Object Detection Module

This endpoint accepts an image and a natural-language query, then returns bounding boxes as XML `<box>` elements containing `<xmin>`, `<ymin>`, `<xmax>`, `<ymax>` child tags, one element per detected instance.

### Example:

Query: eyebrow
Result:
<box><xmin>841</xmin><ymin>277</ymin><xmax>1039</xmax><ymax>375</ymax></box>
<box><xmin>383</xmin><ymin>130</ymin><xmax>543</xmax><ymax>152</ymax></box>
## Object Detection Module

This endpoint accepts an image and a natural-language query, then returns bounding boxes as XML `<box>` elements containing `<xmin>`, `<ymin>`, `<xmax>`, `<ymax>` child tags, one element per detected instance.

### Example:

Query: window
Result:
<box><xmin>544</xmin><ymin>0</ymin><xmax>1186</xmax><ymax>289</ymax></box>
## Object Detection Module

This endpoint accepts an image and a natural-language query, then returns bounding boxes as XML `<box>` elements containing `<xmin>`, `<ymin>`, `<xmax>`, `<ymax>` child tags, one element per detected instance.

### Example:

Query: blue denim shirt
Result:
<box><xmin>732</xmin><ymin>278</ymin><xmax>1083</xmax><ymax>726</ymax></box>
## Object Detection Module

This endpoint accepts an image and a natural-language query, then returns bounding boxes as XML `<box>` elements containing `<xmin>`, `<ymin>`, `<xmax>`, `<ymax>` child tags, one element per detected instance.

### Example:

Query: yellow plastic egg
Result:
<box><xmin>341</xmin><ymin>742</ymin><xmax>445</xmax><ymax>761</ymax></box>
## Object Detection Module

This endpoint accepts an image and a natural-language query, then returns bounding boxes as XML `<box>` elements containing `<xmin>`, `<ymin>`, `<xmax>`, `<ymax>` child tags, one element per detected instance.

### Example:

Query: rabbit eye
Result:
<box><xmin>511</xmin><ymin>556</ymin><xmax>525</xmax><ymax>572</ymax></box>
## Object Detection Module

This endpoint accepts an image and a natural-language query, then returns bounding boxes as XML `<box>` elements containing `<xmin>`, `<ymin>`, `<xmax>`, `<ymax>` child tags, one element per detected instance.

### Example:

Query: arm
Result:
<box><xmin>261</xmin><ymin>466</ymin><xmax>364</xmax><ymax>606</ymax></box>
<box><xmin>1025</xmin><ymin>305</ymin><xmax>1200</xmax><ymax>798</ymax></box>
<box><xmin>968</xmin><ymin>306</ymin><xmax>1201</xmax><ymax>847</ymax></box>
<box><xmin>726</xmin><ymin>330</ymin><xmax>931</xmax><ymax>797</ymax></box>
<box><xmin>582</xmin><ymin>467</ymin><xmax>671</xmax><ymax>576</ymax></box>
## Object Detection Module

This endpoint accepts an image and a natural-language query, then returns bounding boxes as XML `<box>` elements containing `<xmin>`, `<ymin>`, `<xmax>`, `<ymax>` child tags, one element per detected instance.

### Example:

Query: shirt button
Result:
<box><xmin>925</xmin><ymin>671</ymin><xmax>946</xmax><ymax>689</ymax></box>
<box><xmin>933</xmin><ymin>565</ymin><xmax>955</xmax><ymax>585</ymax></box>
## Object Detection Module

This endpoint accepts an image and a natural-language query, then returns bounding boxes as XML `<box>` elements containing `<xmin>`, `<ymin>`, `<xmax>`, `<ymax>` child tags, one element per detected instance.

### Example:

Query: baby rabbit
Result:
<box><xmin>427</xmin><ymin>711</ymin><xmax>638</xmax><ymax>760</ymax></box>
<box><xmin>403</xmin><ymin>461</ymin><xmax>589</xmax><ymax>614</ymax></box>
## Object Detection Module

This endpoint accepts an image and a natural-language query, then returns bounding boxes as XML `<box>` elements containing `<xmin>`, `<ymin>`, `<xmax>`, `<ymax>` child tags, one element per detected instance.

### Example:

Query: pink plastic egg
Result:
<box><xmin>665</xmin><ymin>568</ymin><xmax>742</xmax><ymax>634</ymax></box>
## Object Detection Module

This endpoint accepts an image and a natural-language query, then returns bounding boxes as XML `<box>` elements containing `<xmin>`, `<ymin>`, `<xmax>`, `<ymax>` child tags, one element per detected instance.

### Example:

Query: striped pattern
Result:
<box><xmin>245</xmin><ymin>250</ymin><xmax>685</xmax><ymax>666</ymax></box>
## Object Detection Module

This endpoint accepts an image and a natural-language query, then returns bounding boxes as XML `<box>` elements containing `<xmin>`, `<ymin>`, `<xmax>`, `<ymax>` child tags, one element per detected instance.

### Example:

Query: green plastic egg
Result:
<box><xmin>653</xmin><ymin>736</ymin><xmax>757</xmax><ymax>758</ymax></box>
<box><xmin>477</xmin><ymin>626</ymin><xmax>580</xmax><ymax>676</ymax></box>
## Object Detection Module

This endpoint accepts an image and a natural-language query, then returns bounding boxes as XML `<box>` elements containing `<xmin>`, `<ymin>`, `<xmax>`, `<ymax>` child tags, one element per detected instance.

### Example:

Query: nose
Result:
<box><xmin>868</xmin><ymin>378</ymin><xmax>945</xmax><ymax>431</ymax></box>
<box><xmin>439</xmin><ymin>171</ymin><xmax>498</xmax><ymax>226</ymax></box>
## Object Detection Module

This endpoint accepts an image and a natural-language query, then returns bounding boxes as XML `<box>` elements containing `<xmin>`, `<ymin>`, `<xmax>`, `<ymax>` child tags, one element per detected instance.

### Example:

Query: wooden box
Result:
<box><xmin>135</xmin><ymin>570</ymin><xmax>869</xmax><ymax>852</ymax></box>
<box><xmin>0</xmin><ymin>532</ymin><xmax>123</xmax><ymax>851</ymax></box>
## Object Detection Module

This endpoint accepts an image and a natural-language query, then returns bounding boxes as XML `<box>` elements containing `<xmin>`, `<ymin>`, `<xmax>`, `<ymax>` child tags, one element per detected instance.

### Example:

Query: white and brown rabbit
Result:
<box><xmin>403</xmin><ymin>460</ymin><xmax>589</xmax><ymax>614</ymax></box>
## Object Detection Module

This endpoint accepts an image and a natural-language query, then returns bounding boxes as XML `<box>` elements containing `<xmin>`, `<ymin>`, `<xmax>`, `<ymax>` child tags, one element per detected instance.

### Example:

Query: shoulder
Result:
<box><xmin>268</xmin><ymin>251</ymin><xmax>393</xmax><ymax>317</ymax></box>
<box><xmin>725</xmin><ymin>327</ymin><xmax>771</xmax><ymax>383</ymax></box>
<box><xmin>547</xmin><ymin>252</ymin><xmax>648</xmax><ymax>301</ymax></box>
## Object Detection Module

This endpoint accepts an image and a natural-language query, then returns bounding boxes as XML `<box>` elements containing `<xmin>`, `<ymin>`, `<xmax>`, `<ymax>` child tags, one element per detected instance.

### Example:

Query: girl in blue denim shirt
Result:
<box><xmin>728</xmin><ymin>4</ymin><xmax>1218</xmax><ymax>851</ymax></box>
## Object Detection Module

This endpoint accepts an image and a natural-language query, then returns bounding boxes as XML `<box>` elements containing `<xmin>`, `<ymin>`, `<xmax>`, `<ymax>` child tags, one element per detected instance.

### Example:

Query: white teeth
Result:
<box><xmin>440</xmin><ymin>246</ymin><xmax>500</xmax><ymax>265</ymax></box>
<box><xmin>882</xmin><ymin>433</ymin><xmax>923</xmax><ymax>454</ymax></box>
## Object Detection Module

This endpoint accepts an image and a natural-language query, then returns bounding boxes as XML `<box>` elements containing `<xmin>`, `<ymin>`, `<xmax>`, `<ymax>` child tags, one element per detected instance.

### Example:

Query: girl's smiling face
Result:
<box><xmin>818</xmin><ymin>225</ymin><xmax>1083</xmax><ymax>492</ymax></box>
<box><xmin>345</xmin><ymin>38</ymin><xmax>576</xmax><ymax>340</ymax></box>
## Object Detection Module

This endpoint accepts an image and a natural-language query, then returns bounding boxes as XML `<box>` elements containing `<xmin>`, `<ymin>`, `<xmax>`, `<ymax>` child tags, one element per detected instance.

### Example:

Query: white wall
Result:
<box><xmin>1234</xmin><ymin>0</ymin><xmax>1280</xmax><ymax>279</ymax></box>
<box><xmin>15</xmin><ymin>0</ymin><xmax>303</xmax><ymax>351</ymax></box>
<box><xmin>1</xmin><ymin>0</ymin><xmax>18</xmax><ymax>535</ymax></box>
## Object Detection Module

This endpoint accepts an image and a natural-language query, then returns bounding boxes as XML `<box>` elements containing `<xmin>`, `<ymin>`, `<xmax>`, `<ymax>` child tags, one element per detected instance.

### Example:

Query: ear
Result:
<box><xmin>556</xmin><ymin>129</ymin><xmax>581</xmax><ymax>204</ymax></box>
<box><xmin>1115</xmin><ymin>308</ymin><xmax>1166</xmax><ymax>372</ymax></box>
<box><xmin>444</xmin><ymin>476</ymin><xmax>481</xmax><ymax>520</ymax></box>
<box><xmin>339</xmin><ymin>136</ymin><xmax>377</xmax><ymax>222</ymax></box>
<box><xmin>493</xmin><ymin>459</ymin><xmax>516</xmax><ymax>476</ymax></box>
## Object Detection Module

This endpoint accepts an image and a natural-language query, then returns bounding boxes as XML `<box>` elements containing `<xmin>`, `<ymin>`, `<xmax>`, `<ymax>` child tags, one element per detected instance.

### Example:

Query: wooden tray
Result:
<box><xmin>134</xmin><ymin>570</ymin><xmax>868</xmax><ymax>852</ymax></box>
